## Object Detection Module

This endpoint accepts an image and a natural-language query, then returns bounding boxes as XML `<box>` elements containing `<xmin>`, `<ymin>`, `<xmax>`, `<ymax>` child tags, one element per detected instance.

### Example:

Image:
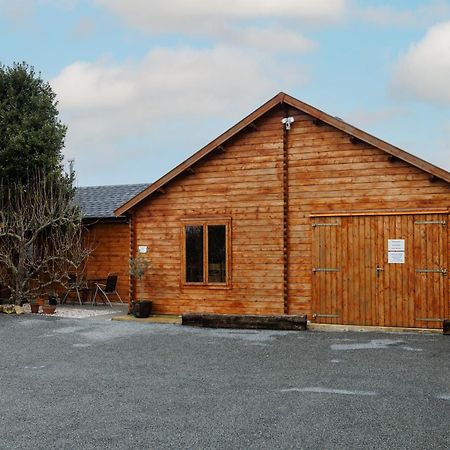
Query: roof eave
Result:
<box><xmin>83</xmin><ymin>215</ymin><xmax>129</xmax><ymax>224</ymax></box>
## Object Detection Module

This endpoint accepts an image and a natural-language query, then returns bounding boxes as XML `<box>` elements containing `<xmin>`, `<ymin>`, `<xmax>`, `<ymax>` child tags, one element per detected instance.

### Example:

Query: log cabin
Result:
<box><xmin>75</xmin><ymin>184</ymin><xmax>148</xmax><ymax>302</ymax></box>
<box><xmin>115</xmin><ymin>92</ymin><xmax>450</xmax><ymax>329</ymax></box>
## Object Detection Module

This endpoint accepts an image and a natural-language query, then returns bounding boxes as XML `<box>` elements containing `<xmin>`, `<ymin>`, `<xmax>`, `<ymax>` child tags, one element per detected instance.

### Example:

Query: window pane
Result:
<box><xmin>185</xmin><ymin>225</ymin><xmax>203</xmax><ymax>282</ymax></box>
<box><xmin>208</xmin><ymin>225</ymin><xmax>226</xmax><ymax>283</ymax></box>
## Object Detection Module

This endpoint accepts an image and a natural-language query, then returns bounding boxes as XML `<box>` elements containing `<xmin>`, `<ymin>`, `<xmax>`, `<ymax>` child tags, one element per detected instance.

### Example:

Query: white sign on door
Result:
<box><xmin>388</xmin><ymin>251</ymin><xmax>405</xmax><ymax>264</ymax></box>
<box><xmin>388</xmin><ymin>239</ymin><xmax>405</xmax><ymax>252</ymax></box>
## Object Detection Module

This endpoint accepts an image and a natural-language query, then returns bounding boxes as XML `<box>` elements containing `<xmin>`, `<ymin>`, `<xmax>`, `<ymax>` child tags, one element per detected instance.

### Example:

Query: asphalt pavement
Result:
<box><xmin>1</xmin><ymin>315</ymin><xmax>449</xmax><ymax>449</ymax></box>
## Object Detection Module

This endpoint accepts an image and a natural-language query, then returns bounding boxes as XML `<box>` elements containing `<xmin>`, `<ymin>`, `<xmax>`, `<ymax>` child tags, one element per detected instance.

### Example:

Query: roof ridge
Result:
<box><xmin>77</xmin><ymin>182</ymin><xmax>149</xmax><ymax>189</ymax></box>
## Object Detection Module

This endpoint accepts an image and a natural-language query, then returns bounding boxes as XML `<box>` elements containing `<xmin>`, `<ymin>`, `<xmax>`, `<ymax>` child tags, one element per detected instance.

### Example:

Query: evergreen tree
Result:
<box><xmin>0</xmin><ymin>62</ymin><xmax>66</xmax><ymax>184</ymax></box>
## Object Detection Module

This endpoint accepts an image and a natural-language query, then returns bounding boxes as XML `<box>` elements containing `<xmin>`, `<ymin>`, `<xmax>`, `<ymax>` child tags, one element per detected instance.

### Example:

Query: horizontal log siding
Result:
<box><xmin>84</xmin><ymin>222</ymin><xmax>130</xmax><ymax>302</ymax></box>
<box><xmin>133</xmin><ymin>108</ymin><xmax>285</xmax><ymax>315</ymax></box>
<box><xmin>286</xmin><ymin>110</ymin><xmax>450</xmax><ymax>317</ymax></box>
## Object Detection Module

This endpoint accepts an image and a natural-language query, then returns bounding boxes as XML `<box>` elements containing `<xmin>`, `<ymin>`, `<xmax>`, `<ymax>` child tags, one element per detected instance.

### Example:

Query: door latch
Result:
<box><xmin>376</xmin><ymin>264</ymin><xmax>384</xmax><ymax>277</ymax></box>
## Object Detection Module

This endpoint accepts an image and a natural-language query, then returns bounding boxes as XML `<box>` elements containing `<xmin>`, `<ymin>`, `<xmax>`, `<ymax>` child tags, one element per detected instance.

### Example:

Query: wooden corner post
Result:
<box><xmin>282</xmin><ymin>109</ymin><xmax>290</xmax><ymax>315</ymax></box>
<box><xmin>129</xmin><ymin>213</ymin><xmax>135</xmax><ymax>313</ymax></box>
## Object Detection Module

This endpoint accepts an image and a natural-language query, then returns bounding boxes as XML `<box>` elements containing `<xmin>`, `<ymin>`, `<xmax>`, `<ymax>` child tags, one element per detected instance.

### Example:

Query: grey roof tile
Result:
<box><xmin>74</xmin><ymin>183</ymin><xmax>149</xmax><ymax>218</ymax></box>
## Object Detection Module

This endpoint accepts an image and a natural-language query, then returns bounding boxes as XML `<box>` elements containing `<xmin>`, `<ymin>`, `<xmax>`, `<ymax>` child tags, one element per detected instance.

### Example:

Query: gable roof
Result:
<box><xmin>75</xmin><ymin>183</ymin><xmax>149</xmax><ymax>219</ymax></box>
<box><xmin>115</xmin><ymin>92</ymin><xmax>450</xmax><ymax>216</ymax></box>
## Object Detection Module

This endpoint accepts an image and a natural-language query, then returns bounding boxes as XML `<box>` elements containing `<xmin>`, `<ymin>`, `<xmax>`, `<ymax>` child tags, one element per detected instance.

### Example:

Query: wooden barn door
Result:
<box><xmin>413</xmin><ymin>215</ymin><xmax>448</xmax><ymax>328</ymax></box>
<box><xmin>375</xmin><ymin>214</ymin><xmax>448</xmax><ymax>328</ymax></box>
<box><xmin>343</xmin><ymin>216</ymin><xmax>378</xmax><ymax>325</ymax></box>
<box><xmin>311</xmin><ymin>217</ymin><xmax>342</xmax><ymax>324</ymax></box>
<box><xmin>312</xmin><ymin>216</ymin><xmax>378</xmax><ymax>325</ymax></box>
<box><xmin>375</xmin><ymin>215</ymin><xmax>415</xmax><ymax>328</ymax></box>
<box><xmin>311</xmin><ymin>213</ymin><xmax>448</xmax><ymax>328</ymax></box>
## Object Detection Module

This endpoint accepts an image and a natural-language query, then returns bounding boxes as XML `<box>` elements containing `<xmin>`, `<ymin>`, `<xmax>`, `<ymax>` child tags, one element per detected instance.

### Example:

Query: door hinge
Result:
<box><xmin>415</xmin><ymin>317</ymin><xmax>445</xmax><ymax>322</ymax></box>
<box><xmin>415</xmin><ymin>268</ymin><xmax>447</xmax><ymax>275</ymax></box>
<box><xmin>414</xmin><ymin>220</ymin><xmax>446</xmax><ymax>226</ymax></box>
<box><xmin>312</xmin><ymin>223</ymin><xmax>339</xmax><ymax>228</ymax></box>
<box><xmin>312</xmin><ymin>313</ymin><xmax>339</xmax><ymax>319</ymax></box>
<box><xmin>312</xmin><ymin>268</ymin><xmax>340</xmax><ymax>273</ymax></box>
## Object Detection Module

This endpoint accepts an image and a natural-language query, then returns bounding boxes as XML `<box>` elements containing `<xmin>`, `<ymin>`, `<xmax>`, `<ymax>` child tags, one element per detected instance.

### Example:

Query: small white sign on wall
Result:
<box><xmin>388</xmin><ymin>251</ymin><xmax>405</xmax><ymax>264</ymax></box>
<box><xmin>388</xmin><ymin>239</ymin><xmax>405</xmax><ymax>252</ymax></box>
<box><xmin>138</xmin><ymin>245</ymin><xmax>148</xmax><ymax>254</ymax></box>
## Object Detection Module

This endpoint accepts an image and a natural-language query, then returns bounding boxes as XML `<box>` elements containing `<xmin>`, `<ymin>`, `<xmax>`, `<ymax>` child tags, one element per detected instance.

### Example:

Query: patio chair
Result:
<box><xmin>61</xmin><ymin>273</ymin><xmax>84</xmax><ymax>305</ymax></box>
<box><xmin>92</xmin><ymin>273</ymin><xmax>123</xmax><ymax>307</ymax></box>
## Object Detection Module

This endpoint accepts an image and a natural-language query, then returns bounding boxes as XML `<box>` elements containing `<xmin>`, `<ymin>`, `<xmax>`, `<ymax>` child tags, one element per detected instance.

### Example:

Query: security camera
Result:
<box><xmin>281</xmin><ymin>116</ymin><xmax>295</xmax><ymax>130</ymax></box>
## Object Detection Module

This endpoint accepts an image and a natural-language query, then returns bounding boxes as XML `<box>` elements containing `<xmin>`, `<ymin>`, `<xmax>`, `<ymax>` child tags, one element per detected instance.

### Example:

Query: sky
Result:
<box><xmin>1</xmin><ymin>0</ymin><xmax>450</xmax><ymax>187</ymax></box>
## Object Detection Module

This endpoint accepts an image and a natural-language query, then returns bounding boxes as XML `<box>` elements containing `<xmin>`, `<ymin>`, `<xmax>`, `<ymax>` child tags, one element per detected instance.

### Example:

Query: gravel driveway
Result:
<box><xmin>1</xmin><ymin>315</ymin><xmax>449</xmax><ymax>449</ymax></box>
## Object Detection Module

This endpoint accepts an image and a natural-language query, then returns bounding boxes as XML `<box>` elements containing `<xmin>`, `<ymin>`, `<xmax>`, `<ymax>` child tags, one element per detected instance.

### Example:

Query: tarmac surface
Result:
<box><xmin>1</xmin><ymin>314</ymin><xmax>449</xmax><ymax>449</ymax></box>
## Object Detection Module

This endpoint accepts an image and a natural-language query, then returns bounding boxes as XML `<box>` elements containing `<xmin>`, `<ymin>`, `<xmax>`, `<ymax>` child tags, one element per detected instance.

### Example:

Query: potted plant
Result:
<box><xmin>129</xmin><ymin>253</ymin><xmax>151</xmax><ymax>318</ymax></box>
<box><xmin>30</xmin><ymin>292</ymin><xmax>45</xmax><ymax>313</ymax></box>
<box><xmin>42</xmin><ymin>290</ymin><xmax>57</xmax><ymax>314</ymax></box>
<box><xmin>30</xmin><ymin>298</ymin><xmax>40</xmax><ymax>314</ymax></box>
<box><xmin>42</xmin><ymin>301</ymin><xmax>56</xmax><ymax>315</ymax></box>
<box><xmin>48</xmin><ymin>290</ymin><xmax>58</xmax><ymax>306</ymax></box>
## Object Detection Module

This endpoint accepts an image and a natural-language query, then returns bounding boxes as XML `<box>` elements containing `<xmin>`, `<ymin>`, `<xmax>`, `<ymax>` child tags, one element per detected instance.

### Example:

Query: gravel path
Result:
<box><xmin>1</xmin><ymin>315</ymin><xmax>449</xmax><ymax>449</ymax></box>
<box><xmin>21</xmin><ymin>304</ymin><xmax>127</xmax><ymax>319</ymax></box>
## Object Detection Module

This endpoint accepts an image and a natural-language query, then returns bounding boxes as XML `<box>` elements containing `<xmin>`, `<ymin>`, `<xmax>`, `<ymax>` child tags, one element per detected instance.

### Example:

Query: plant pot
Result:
<box><xmin>132</xmin><ymin>300</ymin><xmax>152</xmax><ymax>319</ymax></box>
<box><xmin>443</xmin><ymin>320</ymin><xmax>450</xmax><ymax>335</ymax></box>
<box><xmin>30</xmin><ymin>304</ymin><xmax>40</xmax><ymax>314</ymax></box>
<box><xmin>36</xmin><ymin>298</ymin><xmax>45</xmax><ymax>306</ymax></box>
<box><xmin>42</xmin><ymin>305</ymin><xmax>56</xmax><ymax>315</ymax></box>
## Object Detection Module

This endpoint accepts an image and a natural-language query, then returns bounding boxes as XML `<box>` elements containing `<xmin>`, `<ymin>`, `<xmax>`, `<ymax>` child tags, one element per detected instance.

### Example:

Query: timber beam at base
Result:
<box><xmin>182</xmin><ymin>313</ymin><xmax>307</xmax><ymax>330</ymax></box>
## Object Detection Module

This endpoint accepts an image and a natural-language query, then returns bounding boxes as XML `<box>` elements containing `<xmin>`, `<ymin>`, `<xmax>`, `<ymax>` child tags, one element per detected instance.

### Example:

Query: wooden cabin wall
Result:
<box><xmin>131</xmin><ymin>105</ymin><xmax>449</xmax><ymax>321</ymax></box>
<box><xmin>285</xmin><ymin>110</ymin><xmax>450</xmax><ymax>319</ymax></box>
<box><xmin>133</xmin><ymin>107</ymin><xmax>286</xmax><ymax>315</ymax></box>
<box><xmin>83</xmin><ymin>222</ymin><xmax>130</xmax><ymax>302</ymax></box>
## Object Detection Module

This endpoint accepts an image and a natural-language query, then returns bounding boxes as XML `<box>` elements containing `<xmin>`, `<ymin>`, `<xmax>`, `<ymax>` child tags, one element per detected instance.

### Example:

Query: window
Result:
<box><xmin>185</xmin><ymin>225</ymin><xmax>203</xmax><ymax>283</ymax></box>
<box><xmin>182</xmin><ymin>219</ymin><xmax>230</xmax><ymax>286</ymax></box>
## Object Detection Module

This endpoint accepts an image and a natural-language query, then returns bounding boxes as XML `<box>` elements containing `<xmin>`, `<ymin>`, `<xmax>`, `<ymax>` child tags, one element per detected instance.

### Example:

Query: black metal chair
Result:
<box><xmin>92</xmin><ymin>273</ymin><xmax>123</xmax><ymax>307</ymax></box>
<box><xmin>61</xmin><ymin>273</ymin><xmax>83</xmax><ymax>305</ymax></box>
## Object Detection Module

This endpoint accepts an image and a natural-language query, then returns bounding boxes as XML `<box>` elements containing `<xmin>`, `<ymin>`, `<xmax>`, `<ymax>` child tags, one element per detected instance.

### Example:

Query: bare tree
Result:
<box><xmin>0</xmin><ymin>172</ymin><xmax>91</xmax><ymax>305</ymax></box>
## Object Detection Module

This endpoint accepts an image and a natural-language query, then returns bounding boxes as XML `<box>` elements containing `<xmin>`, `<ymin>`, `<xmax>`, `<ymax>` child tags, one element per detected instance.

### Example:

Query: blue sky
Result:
<box><xmin>1</xmin><ymin>0</ymin><xmax>449</xmax><ymax>186</ymax></box>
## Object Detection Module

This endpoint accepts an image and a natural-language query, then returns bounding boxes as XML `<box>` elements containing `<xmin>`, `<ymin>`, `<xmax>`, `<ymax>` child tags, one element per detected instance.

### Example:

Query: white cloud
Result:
<box><xmin>359</xmin><ymin>6</ymin><xmax>416</xmax><ymax>27</ymax></box>
<box><xmin>0</xmin><ymin>0</ymin><xmax>79</xmax><ymax>25</ymax></box>
<box><xmin>92</xmin><ymin>0</ymin><xmax>337</xmax><ymax>55</ymax></box>
<box><xmin>94</xmin><ymin>0</ymin><xmax>347</xmax><ymax>35</ymax></box>
<box><xmin>358</xmin><ymin>1</ymin><xmax>450</xmax><ymax>27</ymax></box>
<box><xmin>391</xmin><ymin>21</ymin><xmax>450</xmax><ymax>105</ymax></box>
<box><xmin>52</xmin><ymin>46</ymin><xmax>301</xmax><ymax>123</ymax></box>
<box><xmin>52</xmin><ymin>60</ymin><xmax>136</xmax><ymax>110</ymax></box>
<box><xmin>0</xmin><ymin>0</ymin><xmax>35</xmax><ymax>24</ymax></box>
<box><xmin>51</xmin><ymin>45</ymin><xmax>308</xmax><ymax>181</ymax></box>
<box><xmin>233</xmin><ymin>26</ymin><xmax>317</xmax><ymax>54</ymax></box>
